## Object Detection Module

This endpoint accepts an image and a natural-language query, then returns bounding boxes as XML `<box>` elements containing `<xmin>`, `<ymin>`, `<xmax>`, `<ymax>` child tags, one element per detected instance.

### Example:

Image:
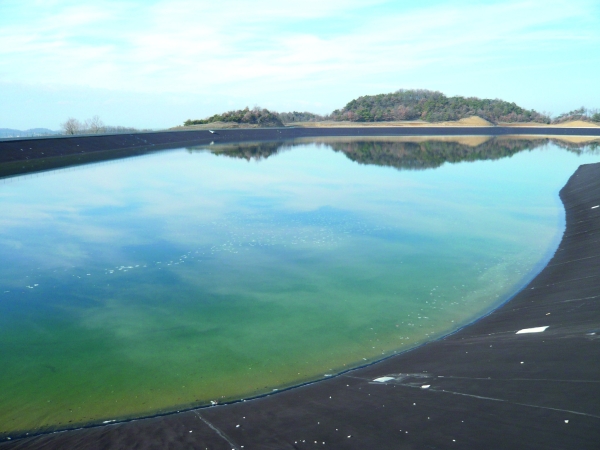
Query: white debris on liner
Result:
<box><xmin>421</xmin><ymin>385</ymin><xmax>431</xmax><ymax>389</ymax></box>
<box><xmin>373</xmin><ymin>376</ymin><xmax>394</xmax><ymax>383</ymax></box>
<box><xmin>516</xmin><ymin>326</ymin><xmax>549</xmax><ymax>334</ymax></box>
<box><xmin>591</xmin><ymin>205</ymin><xmax>599</xmax><ymax>209</ymax></box>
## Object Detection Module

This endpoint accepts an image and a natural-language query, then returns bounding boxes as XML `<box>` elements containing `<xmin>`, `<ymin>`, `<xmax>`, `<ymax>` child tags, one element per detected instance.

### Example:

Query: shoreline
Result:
<box><xmin>1</xmin><ymin>151</ymin><xmax>600</xmax><ymax>447</ymax></box>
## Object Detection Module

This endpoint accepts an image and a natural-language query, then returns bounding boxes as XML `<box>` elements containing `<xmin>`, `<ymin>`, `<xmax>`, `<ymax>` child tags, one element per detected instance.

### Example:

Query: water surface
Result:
<box><xmin>1</xmin><ymin>138</ymin><xmax>598</xmax><ymax>436</ymax></box>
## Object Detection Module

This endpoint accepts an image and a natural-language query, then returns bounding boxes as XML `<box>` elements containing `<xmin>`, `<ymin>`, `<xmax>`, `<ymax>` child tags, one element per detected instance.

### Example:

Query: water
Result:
<box><xmin>0</xmin><ymin>137</ymin><xmax>599</xmax><ymax>437</ymax></box>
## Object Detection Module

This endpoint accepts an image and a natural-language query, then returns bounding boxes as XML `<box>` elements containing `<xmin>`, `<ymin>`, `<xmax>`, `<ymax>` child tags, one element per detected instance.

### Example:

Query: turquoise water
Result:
<box><xmin>0</xmin><ymin>139</ymin><xmax>598</xmax><ymax>436</ymax></box>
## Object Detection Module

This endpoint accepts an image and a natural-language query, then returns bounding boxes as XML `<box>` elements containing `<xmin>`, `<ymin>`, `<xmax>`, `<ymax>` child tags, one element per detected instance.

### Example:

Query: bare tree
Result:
<box><xmin>62</xmin><ymin>117</ymin><xmax>82</xmax><ymax>135</ymax></box>
<box><xmin>84</xmin><ymin>115</ymin><xmax>105</xmax><ymax>134</ymax></box>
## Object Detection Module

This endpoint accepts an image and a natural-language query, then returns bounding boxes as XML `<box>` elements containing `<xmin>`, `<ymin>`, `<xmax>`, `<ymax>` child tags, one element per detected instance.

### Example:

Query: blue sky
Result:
<box><xmin>1</xmin><ymin>0</ymin><xmax>599</xmax><ymax>129</ymax></box>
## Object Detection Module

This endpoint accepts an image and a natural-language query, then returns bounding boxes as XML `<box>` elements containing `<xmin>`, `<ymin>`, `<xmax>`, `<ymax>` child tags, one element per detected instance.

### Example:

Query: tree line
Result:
<box><xmin>184</xmin><ymin>107</ymin><xmax>285</xmax><ymax>127</ymax></box>
<box><xmin>553</xmin><ymin>107</ymin><xmax>600</xmax><ymax>124</ymax></box>
<box><xmin>184</xmin><ymin>108</ymin><xmax>325</xmax><ymax>127</ymax></box>
<box><xmin>183</xmin><ymin>89</ymin><xmax>599</xmax><ymax>126</ymax></box>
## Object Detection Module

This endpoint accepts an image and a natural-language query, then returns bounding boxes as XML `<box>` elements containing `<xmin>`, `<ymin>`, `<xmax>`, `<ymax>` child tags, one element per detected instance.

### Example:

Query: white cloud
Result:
<box><xmin>0</xmin><ymin>0</ymin><xmax>599</xmax><ymax>127</ymax></box>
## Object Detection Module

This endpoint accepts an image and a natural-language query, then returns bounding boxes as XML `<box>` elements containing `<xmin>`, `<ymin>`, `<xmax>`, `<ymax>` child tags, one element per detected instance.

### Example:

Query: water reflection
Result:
<box><xmin>189</xmin><ymin>135</ymin><xmax>600</xmax><ymax>170</ymax></box>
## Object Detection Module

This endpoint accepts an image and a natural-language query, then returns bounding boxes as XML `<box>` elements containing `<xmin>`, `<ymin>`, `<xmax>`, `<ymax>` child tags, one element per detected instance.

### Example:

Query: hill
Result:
<box><xmin>184</xmin><ymin>107</ymin><xmax>283</xmax><ymax>128</ymax></box>
<box><xmin>180</xmin><ymin>90</ymin><xmax>599</xmax><ymax>128</ymax></box>
<box><xmin>552</xmin><ymin>107</ymin><xmax>600</xmax><ymax>124</ymax></box>
<box><xmin>329</xmin><ymin>89</ymin><xmax>550</xmax><ymax>124</ymax></box>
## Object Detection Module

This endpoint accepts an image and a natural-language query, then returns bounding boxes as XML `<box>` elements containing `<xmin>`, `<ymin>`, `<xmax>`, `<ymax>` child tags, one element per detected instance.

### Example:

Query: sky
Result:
<box><xmin>1</xmin><ymin>0</ymin><xmax>599</xmax><ymax>130</ymax></box>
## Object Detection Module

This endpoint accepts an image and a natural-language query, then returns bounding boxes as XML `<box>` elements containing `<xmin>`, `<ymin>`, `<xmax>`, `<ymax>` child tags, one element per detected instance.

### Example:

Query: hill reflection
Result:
<box><xmin>200</xmin><ymin>136</ymin><xmax>600</xmax><ymax>171</ymax></box>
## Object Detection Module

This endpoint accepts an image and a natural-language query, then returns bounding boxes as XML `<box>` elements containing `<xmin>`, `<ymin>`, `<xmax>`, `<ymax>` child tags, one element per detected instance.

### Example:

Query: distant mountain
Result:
<box><xmin>0</xmin><ymin>128</ymin><xmax>59</xmax><ymax>138</ymax></box>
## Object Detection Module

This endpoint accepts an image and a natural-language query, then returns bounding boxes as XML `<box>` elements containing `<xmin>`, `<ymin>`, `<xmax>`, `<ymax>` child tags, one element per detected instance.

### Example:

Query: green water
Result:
<box><xmin>0</xmin><ymin>139</ymin><xmax>598</xmax><ymax>437</ymax></box>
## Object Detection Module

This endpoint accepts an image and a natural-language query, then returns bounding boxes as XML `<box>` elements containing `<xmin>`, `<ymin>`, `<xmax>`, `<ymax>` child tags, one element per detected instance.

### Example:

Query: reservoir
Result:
<box><xmin>1</xmin><ymin>136</ymin><xmax>599</xmax><ymax>436</ymax></box>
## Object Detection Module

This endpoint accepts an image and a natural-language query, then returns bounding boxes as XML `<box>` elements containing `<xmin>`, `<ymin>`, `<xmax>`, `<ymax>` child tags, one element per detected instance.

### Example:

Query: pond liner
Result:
<box><xmin>2</xmin><ymin>162</ymin><xmax>600</xmax><ymax>449</ymax></box>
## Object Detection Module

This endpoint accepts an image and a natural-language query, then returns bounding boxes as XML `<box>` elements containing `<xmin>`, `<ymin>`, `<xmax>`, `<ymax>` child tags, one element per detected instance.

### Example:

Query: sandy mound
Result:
<box><xmin>499</xmin><ymin>135</ymin><xmax>600</xmax><ymax>145</ymax></box>
<box><xmin>553</xmin><ymin>120</ymin><xmax>600</xmax><ymax>128</ymax></box>
<box><xmin>449</xmin><ymin>116</ymin><xmax>493</xmax><ymax>126</ymax></box>
<box><xmin>501</xmin><ymin>120</ymin><xmax>600</xmax><ymax>128</ymax></box>
<box><xmin>291</xmin><ymin>116</ymin><xmax>493</xmax><ymax>128</ymax></box>
<box><xmin>498</xmin><ymin>122</ymin><xmax>548</xmax><ymax>127</ymax></box>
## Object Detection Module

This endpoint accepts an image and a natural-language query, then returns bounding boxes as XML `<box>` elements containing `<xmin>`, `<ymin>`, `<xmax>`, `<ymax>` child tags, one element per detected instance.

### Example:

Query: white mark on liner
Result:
<box><xmin>421</xmin><ymin>385</ymin><xmax>431</xmax><ymax>389</ymax></box>
<box><xmin>516</xmin><ymin>326</ymin><xmax>549</xmax><ymax>334</ymax></box>
<box><xmin>591</xmin><ymin>205</ymin><xmax>599</xmax><ymax>209</ymax></box>
<box><xmin>373</xmin><ymin>376</ymin><xmax>394</xmax><ymax>383</ymax></box>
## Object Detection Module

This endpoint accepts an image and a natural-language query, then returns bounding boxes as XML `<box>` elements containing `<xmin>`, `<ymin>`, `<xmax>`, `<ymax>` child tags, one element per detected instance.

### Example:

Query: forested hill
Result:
<box><xmin>184</xmin><ymin>107</ymin><xmax>284</xmax><ymax>127</ymax></box>
<box><xmin>182</xmin><ymin>90</ymin><xmax>599</xmax><ymax>127</ymax></box>
<box><xmin>330</xmin><ymin>89</ymin><xmax>549</xmax><ymax>124</ymax></box>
